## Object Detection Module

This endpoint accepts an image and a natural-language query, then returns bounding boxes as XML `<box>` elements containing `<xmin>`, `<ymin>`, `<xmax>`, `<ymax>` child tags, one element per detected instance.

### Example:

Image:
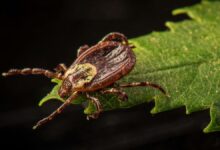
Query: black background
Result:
<box><xmin>1</xmin><ymin>0</ymin><xmax>220</xmax><ymax>150</ymax></box>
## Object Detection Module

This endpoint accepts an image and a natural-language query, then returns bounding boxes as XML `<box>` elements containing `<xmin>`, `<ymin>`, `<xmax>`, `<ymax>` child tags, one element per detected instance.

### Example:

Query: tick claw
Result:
<box><xmin>32</xmin><ymin>125</ymin><xmax>38</xmax><ymax>130</ymax></box>
<box><xmin>2</xmin><ymin>73</ymin><xmax>7</xmax><ymax>77</ymax></box>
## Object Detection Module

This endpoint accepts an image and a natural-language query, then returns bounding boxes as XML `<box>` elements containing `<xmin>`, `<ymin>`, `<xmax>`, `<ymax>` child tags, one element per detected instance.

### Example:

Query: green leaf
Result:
<box><xmin>39</xmin><ymin>0</ymin><xmax>220</xmax><ymax>133</ymax></box>
<box><xmin>38</xmin><ymin>79</ymin><xmax>85</xmax><ymax>106</ymax></box>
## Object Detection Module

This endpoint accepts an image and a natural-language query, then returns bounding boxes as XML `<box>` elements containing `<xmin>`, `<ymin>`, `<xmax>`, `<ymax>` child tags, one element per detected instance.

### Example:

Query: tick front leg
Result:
<box><xmin>77</xmin><ymin>45</ymin><xmax>90</xmax><ymax>57</ymax></box>
<box><xmin>33</xmin><ymin>92</ymin><xmax>78</xmax><ymax>129</ymax></box>
<box><xmin>86</xmin><ymin>93</ymin><xmax>103</xmax><ymax>120</ymax></box>
<box><xmin>100</xmin><ymin>88</ymin><xmax>128</xmax><ymax>101</ymax></box>
<box><xmin>101</xmin><ymin>32</ymin><xmax>129</xmax><ymax>45</ymax></box>
<box><xmin>54</xmin><ymin>63</ymin><xmax>67</xmax><ymax>73</ymax></box>
<box><xmin>119</xmin><ymin>82</ymin><xmax>167</xmax><ymax>95</ymax></box>
<box><xmin>2</xmin><ymin>68</ymin><xmax>63</xmax><ymax>80</ymax></box>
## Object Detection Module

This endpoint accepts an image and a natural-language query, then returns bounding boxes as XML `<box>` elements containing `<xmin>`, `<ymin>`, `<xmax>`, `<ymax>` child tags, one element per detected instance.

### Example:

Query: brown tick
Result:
<box><xmin>2</xmin><ymin>32</ymin><xmax>166</xmax><ymax>129</ymax></box>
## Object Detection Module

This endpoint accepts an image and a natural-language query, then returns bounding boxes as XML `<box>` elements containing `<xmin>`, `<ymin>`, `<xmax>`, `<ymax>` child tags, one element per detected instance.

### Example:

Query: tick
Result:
<box><xmin>2</xmin><ymin>32</ymin><xmax>166</xmax><ymax>129</ymax></box>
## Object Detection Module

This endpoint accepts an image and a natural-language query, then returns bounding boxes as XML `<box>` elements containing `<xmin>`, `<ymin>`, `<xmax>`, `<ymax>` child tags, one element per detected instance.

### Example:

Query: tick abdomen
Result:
<box><xmin>70</xmin><ymin>41</ymin><xmax>136</xmax><ymax>91</ymax></box>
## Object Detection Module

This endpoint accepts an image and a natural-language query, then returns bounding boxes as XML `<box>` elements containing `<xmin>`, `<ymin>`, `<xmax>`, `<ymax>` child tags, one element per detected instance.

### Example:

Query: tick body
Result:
<box><xmin>2</xmin><ymin>32</ymin><xmax>166</xmax><ymax>129</ymax></box>
<box><xmin>67</xmin><ymin>41</ymin><xmax>136</xmax><ymax>91</ymax></box>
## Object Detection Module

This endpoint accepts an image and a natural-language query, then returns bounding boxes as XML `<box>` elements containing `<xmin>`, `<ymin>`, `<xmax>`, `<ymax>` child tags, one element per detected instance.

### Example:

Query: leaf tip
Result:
<box><xmin>38</xmin><ymin>100</ymin><xmax>44</xmax><ymax>107</ymax></box>
<box><xmin>38</xmin><ymin>95</ymin><xmax>51</xmax><ymax>107</ymax></box>
<box><xmin>51</xmin><ymin>78</ymin><xmax>62</xmax><ymax>83</ymax></box>
<box><xmin>185</xmin><ymin>109</ymin><xmax>191</xmax><ymax>115</ymax></box>
<box><xmin>203</xmin><ymin>127</ymin><xmax>209</xmax><ymax>133</ymax></box>
<box><xmin>84</xmin><ymin>107</ymin><xmax>90</xmax><ymax>114</ymax></box>
<box><xmin>165</xmin><ymin>22</ymin><xmax>175</xmax><ymax>32</ymax></box>
<box><xmin>84</xmin><ymin>101</ymin><xmax>96</xmax><ymax>115</ymax></box>
<box><xmin>150</xmin><ymin>107</ymin><xmax>158</xmax><ymax>114</ymax></box>
<box><xmin>172</xmin><ymin>9</ymin><xmax>188</xmax><ymax>16</ymax></box>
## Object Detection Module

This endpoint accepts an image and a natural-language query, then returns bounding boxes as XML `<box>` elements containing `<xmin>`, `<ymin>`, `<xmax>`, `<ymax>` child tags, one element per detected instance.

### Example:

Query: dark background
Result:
<box><xmin>1</xmin><ymin>0</ymin><xmax>220</xmax><ymax>149</ymax></box>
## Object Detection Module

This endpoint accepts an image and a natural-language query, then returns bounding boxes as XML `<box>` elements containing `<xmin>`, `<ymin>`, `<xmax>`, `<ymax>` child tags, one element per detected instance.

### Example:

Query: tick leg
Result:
<box><xmin>101</xmin><ymin>32</ymin><xmax>129</xmax><ymax>45</ymax></box>
<box><xmin>100</xmin><ymin>88</ymin><xmax>128</xmax><ymax>101</ymax></box>
<box><xmin>33</xmin><ymin>92</ymin><xmax>78</xmax><ymax>129</ymax></box>
<box><xmin>119</xmin><ymin>82</ymin><xmax>167</xmax><ymax>95</ymax></box>
<box><xmin>86</xmin><ymin>93</ymin><xmax>103</xmax><ymax>120</ymax></box>
<box><xmin>77</xmin><ymin>44</ymin><xmax>90</xmax><ymax>57</ymax></box>
<box><xmin>54</xmin><ymin>63</ymin><xmax>67</xmax><ymax>73</ymax></box>
<box><xmin>2</xmin><ymin>68</ymin><xmax>63</xmax><ymax>80</ymax></box>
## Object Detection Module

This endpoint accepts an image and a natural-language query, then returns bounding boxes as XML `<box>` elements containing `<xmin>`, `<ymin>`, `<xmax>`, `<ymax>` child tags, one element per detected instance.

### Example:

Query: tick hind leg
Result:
<box><xmin>101</xmin><ymin>32</ymin><xmax>129</xmax><ymax>45</ymax></box>
<box><xmin>77</xmin><ymin>44</ymin><xmax>90</xmax><ymax>57</ymax></box>
<box><xmin>100</xmin><ymin>88</ymin><xmax>128</xmax><ymax>101</ymax></box>
<box><xmin>119</xmin><ymin>82</ymin><xmax>167</xmax><ymax>95</ymax></box>
<box><xmin>2</xmin><ymin>68</ymin><xmax>63</xmax><ymax>80</ymax></box>
<box><xmin>86</xmin><ymin>93</ymin><xmax>103</xmax><ymax>120</ymax></box>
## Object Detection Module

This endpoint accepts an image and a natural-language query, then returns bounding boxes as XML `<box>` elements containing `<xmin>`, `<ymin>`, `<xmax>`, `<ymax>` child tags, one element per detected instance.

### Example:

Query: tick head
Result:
<box><xmin>58</xmin><ymin>79</ymin><xmax>72</xmax><ymax>98</ymax></box>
